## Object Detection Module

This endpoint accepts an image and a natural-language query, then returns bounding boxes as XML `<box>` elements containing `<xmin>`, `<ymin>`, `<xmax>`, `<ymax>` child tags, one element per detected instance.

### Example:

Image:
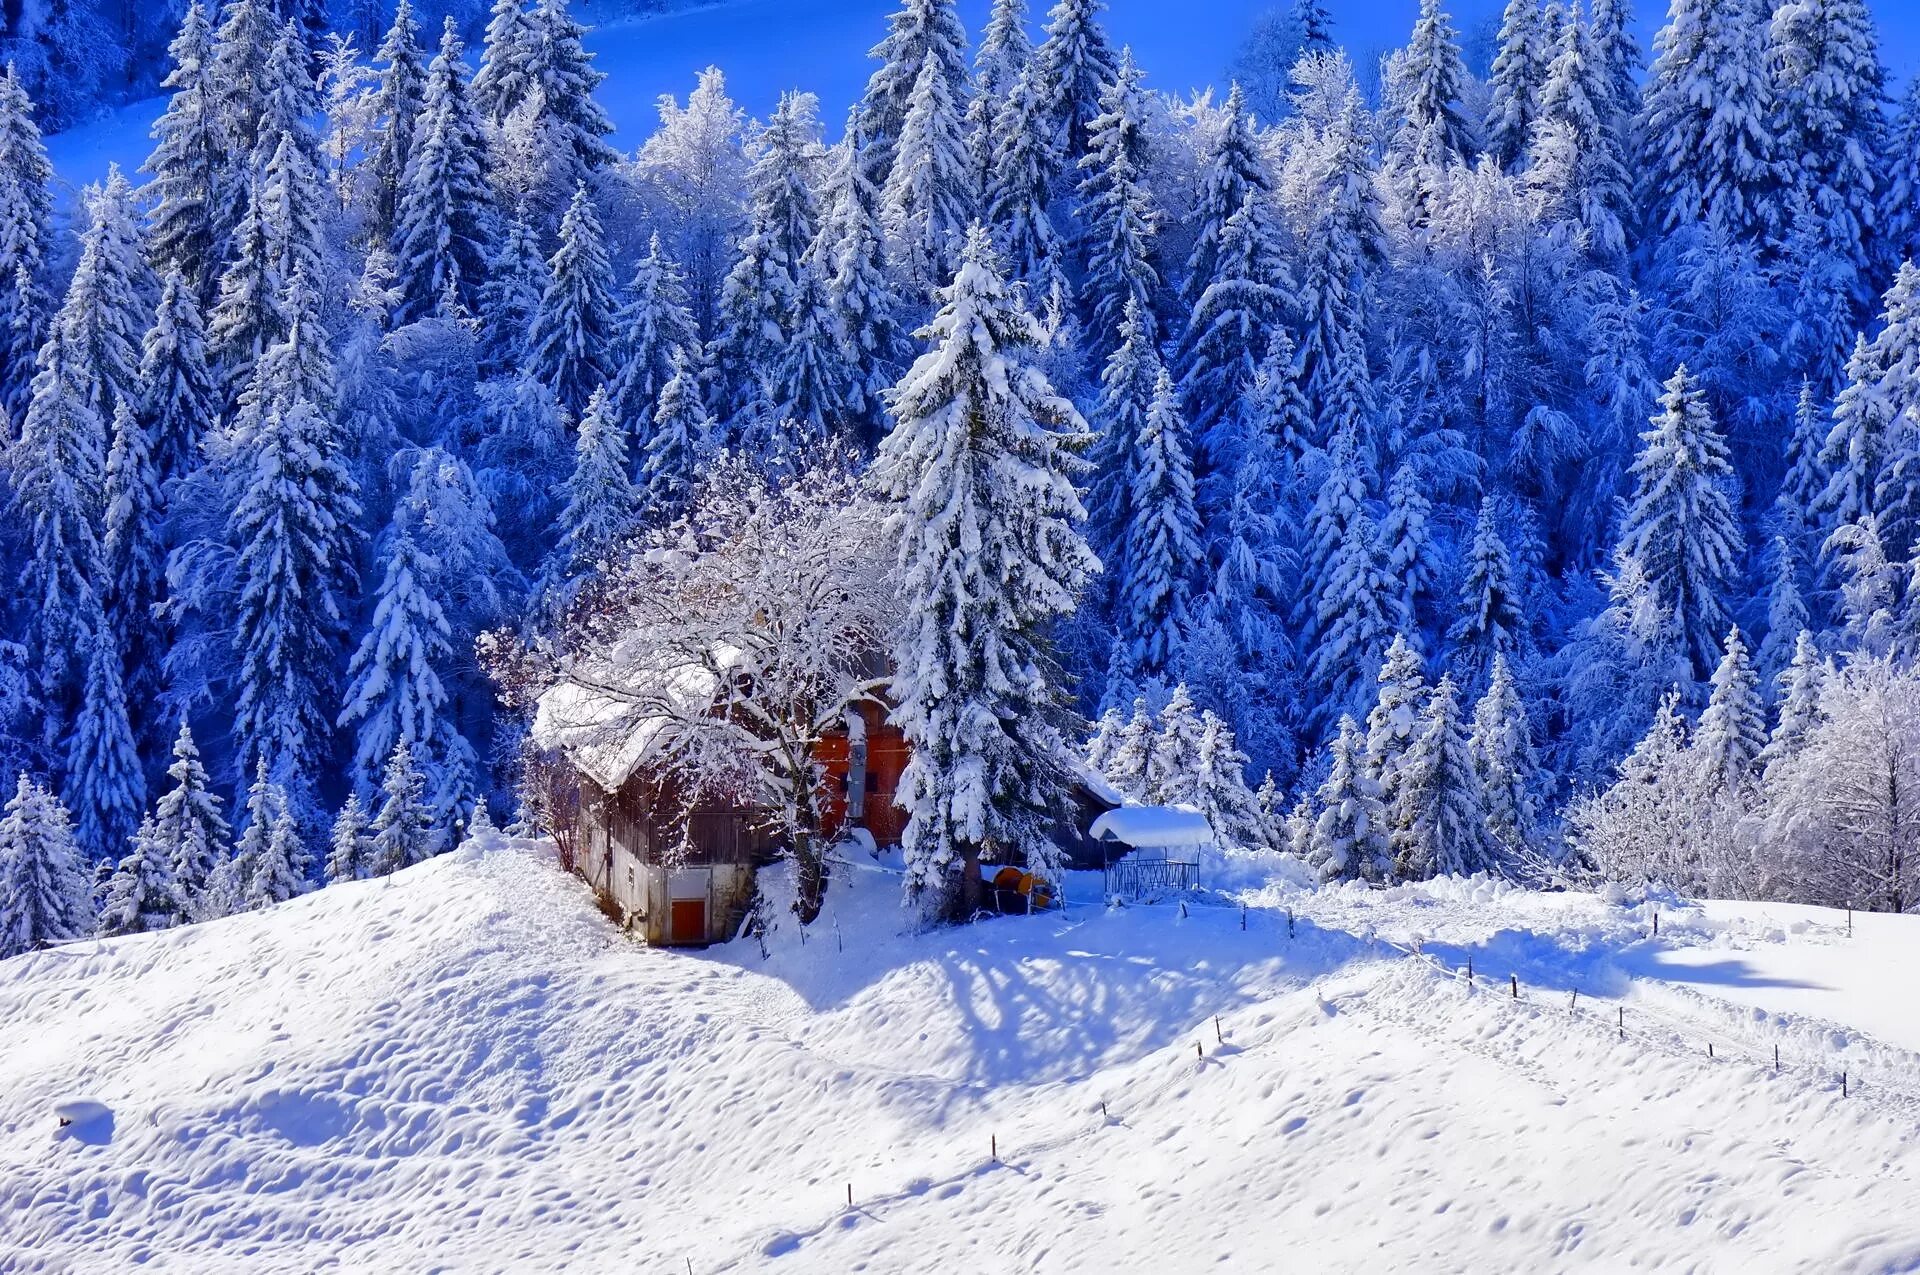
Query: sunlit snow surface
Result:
<box><xmin>5</xmin><ymin>837</ymin><xmax>1920</xmax><ymax>1272</ymax></box>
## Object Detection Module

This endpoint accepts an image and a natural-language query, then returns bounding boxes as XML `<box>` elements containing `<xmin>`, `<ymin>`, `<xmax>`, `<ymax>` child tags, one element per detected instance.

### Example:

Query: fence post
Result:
<box><xmin>1570</xmin><ymin>990</ymin><xmax>1578</xmax><ymax>1013</ymax></box>
<box><xmin>1466</xmin><ymin>956</ymin><xmax>1473</xmax><ymax>984</ymax></box>
<box><xmin>1617</xmin><ymin>1006</ymin><xmax>1624</xmax><ymax>1039</ymax></box>
<box><xmin>1847</xmin><ymin>904</ymin><xmax>1854</xmax><ymax>938</ymax></box>
<box><xmin>1287</xmin><ymin>908</ymin><xmax>1295</xmax><ymax>939</ymax></box>
<box><xmin>1708</xmin><ymin>1043</ymin><xmax>1714</xmax><ymax>1059</ymax></box>
<box><xmin>1653</xmin><ymin>910</ymin><xmax>1659</xmax><ymax>937</ymax></box>
<box><xmin>1510</xmin><ymin>974</ymin><xmax>1518</xmax><ymax>999</ymax></box>
<box><xmin>1843</xmin><ymin>1070</ymin><xmax>1849</xmax><ymax>1097</ymax></box>
<box><xmin>992</xmin><ymin>1134</ymin><xmax>997</xmax><ymax>1162</ymax></box>
<box><xmin>1241</xmin><ymin>905</ymin><xmax>1247</xmax><ymax>931</ymax></box>
<box><xmin>1215</xmin><ymin>1015</ymin><xmax>1224</xmax><ymax>1045</ymax></box>
<box><xmin>1774</xmin><ymin>1044</ymin><xmax>1780</xmax><ymax>1071</ymax></box>
<box><xmin>846</xmin><ymin>1183</ymin><xmax>853</xmax><ymax>1209</ymax></box>
<box><xmin>1196</xmin><ymin>1041</ymin><xmax>1203</xmax><ymax>1060</ymax></box>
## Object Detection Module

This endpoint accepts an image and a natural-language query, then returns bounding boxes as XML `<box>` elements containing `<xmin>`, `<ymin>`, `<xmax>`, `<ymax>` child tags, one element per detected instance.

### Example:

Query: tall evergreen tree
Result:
<box><xmin>527</xmin><ymin>184</ymin><xmax>616</xmax><ymax>415</ymax></box>
<box><xmin>476</xmin><ymin>205</ymin><xmax>548</xmax><ymax>376</ymax></box>
<box><xmin>1308</xmin><ymin>715</ymin><xmax>1391</xmax><ymax>882</ymax></box>
<box><xmin>394</xmin><ymin>18</ymin><xmax>495</xmax><ymax>324</ymax></box>
<box><xmin>820</xmin><ymin>123</ymin><xmax>912</xmax><ymax>447</ymax></box>
<box><xmin>369</xmin><ymin>740</ymin><xmax>441</xmax><ymax>874</ymax></box>
<box><xmin>0</xmin><ymin>775</ymin><xmax>93</xmax><ymax>956</ymax></box>
<box><xmin>1449</xmin><ymin>496</ymin><xmax>1526</xmax><ymax>690</ymax></box>
<box><xmin>1486</xmin><ymin>0</ymin><xmax>1551</xmax><ymax>166</ymax></box>
<box><xmin>882</xmin><ymin>54</ymin><xmax>974</xmax><ymax>291</ymax></box>
<box><xmin>471</xmin><ymin>0</ymin><xmax>538</xmax><ymax>124</ymax></box>
<box><xmin>101</xmin><ymin>398</ymin><xmax>167</xmax><ymax>735</ymax></box>
<box><xmin>60</xmin><ymin>168</ymin><xmax>154</xmax><ymax>422</ymax></box>
<box><xmin>1118</xmin><ymin>369</ymin><xmax>1202</xmax><ymax>677</ymax></box>
<box><xmin>984</xmin><ymin>65</ymin><xmax>1063</xmax><ymax>291</ymax></box>
<box><xmin>1638</xmin><ymin>0</ymin><xmax>1777</xmax><ymax>240</ymax></box>
<box><xmin>1178</xmin><ymin>193</ymin><xmax>1289</xmax><ymax>496</ymax></box>
<box><xmin>1534</xmin><ymin>0</ymin><xmax>1634</xmax><ymax>262</ymax></box>
<box><xmin>548</xmin><ymin>385</ymin><xmax>639</xmax><ymax>586</ymax></box>
<box><xmin>872</xmin><ymin>226</ymin><xmax>1098</xmax><ymax>919</ymax></box>
<box><xmin>151</xmin><ymin>720</ymin><xmax>231</xmax><ymax>920</ymax></box>
<box><xmin>1470</xmin><ymin>652</ymin><xmax>1540</xmax><ymax>854</ymax></box>
<box><xmin>524</xmin><ymin>0</ymin><xmax>620</xmax><ymax>192</ymax></box>
<box><xmin>1759</xmin><ymin>629</ymin><xmax>1824</xmax><ymax>778</ymax></box>
<box><xmin>339</xmin><ymin>525</ymin><xmax>459</xmax><ymax>795</ymax></box>
<box><xmin>364</xmin><ymin>0</ymin><xmax>429</xmax><ymax>246</ymax></box>
<box><xmin>1076</xmin><ymin>47</ymin><xmax>1159</xmax><ymax>360</ymax></box>
<box><xmin>607</xmin><ymin>232</ymin><xmax>699</xmax><ymax>441</ymax></box>
<box><xmin>1394</xmin><ymin>674</ymin><xmax>1498</xmax><ymax>879</ymax></box>
<box><xmin>857</xmin><ymin>0</ymin><xmax>970</xmax><ymax>186</ymax></box>
<box><xmin>140</xmin><ymin>272</ymin><xmax>216</xmax><ymax>492</ymax></box>
<box><xmin>99</xmin><ymin>814</ymin><xmax>182</xmax><ymax>936</ymax></box>
<box><xmin>1032</xmin><ymin>0</ymin><xmax>1119</xmax><ymax>162</ymax></box>
<box><xmin>0</xmin><ymin>64</ymin><xmax>52</xmax><ymax>420</ymax></box>
<box><xmin>1386</xmin><ymin>0</ymin><xmax>1476</xmax><ymax>228</ymax></box>
<box><xmin>637</xmin><ymin>348</ymin><xmax>709</xmax><ymax>523</ymax></box>
<box><xmin>1616</xmin><ymin>364</ymin><xmax>1744</xmax><ymax>678</ymax></box>
<box><xmin>1693</xmin><ymin>623</ymin><xmax>1765</xmax><ymax>794</ymax></box>
<box><xmin>325</xmin><ymin>790</ymin><xmax>373</xmax><ymax>882</ymax></box>
<box><xmin>1181</xmin><ymin>82</ymin><xmax>1267</xmax><ymax>308</ymax></box>
<box><xmin>143</xmin><ymin>2</ymin><xmax>223</xmax><ymax>306</ymax></box>
<box><xmin>1087</xmin><ymin>297</ymin><xmax>1160</xmax><ymax>572</ymax></box>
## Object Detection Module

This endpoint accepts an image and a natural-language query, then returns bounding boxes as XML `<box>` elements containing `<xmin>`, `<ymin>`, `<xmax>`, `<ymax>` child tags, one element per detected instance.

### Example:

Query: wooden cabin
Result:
<box><xmin>534</xmin><ymin>676</ymin><xmax>911</xmax><ymax>947</ymax></box>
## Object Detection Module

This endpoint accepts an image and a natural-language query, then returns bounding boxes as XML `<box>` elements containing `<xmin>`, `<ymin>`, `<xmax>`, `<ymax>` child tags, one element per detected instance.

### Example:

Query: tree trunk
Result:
<box><xmin>957</xmin><ymin>843</ymin><xmax>984</xmax><ymax>920</ymax></box>
<box><xmin>793</xmin><ymin>826</ymin><xmax>827</xmax><ymax>926</ymax></box>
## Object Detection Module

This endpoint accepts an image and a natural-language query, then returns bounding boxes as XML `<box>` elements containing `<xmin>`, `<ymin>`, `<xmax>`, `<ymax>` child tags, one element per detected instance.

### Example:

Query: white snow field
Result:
<box><xmin>5</xmin><ymin>839</ymin><xmax>1920</xmax><ymax>1273</ymax></box>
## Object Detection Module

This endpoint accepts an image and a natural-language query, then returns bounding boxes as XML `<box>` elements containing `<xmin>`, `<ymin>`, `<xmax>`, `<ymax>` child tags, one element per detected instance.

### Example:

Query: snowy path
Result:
<box><xmin>4</xmin><ymin>842</ymin><xmax>1920</xmax><ymax>1271</ymax></box>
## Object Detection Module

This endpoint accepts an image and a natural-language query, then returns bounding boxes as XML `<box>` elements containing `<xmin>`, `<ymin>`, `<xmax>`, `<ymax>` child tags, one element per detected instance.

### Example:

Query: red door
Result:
<box><xmin>670</xmin><ymin>898</ymin><xmax>707</xmax><ymax>945</ymax></box>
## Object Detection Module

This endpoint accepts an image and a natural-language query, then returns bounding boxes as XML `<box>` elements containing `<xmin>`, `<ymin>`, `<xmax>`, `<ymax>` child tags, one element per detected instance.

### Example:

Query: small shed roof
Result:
<box><xmin>1087</xmin><ymin>806</ymin><xmax>1213</xmax><ymax>850</ymax></box>
<box><xmin>530</xmin><ymin>643</ymin><xmax>741</xmax><ymax>792</ymax></box>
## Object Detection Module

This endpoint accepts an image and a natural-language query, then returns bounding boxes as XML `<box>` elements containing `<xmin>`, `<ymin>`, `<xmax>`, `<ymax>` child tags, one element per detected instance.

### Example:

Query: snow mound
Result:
<box><xmin>4</xmin><ymin>841</ymin><xmax>1920</xmax><ymax>1271</ymax></box>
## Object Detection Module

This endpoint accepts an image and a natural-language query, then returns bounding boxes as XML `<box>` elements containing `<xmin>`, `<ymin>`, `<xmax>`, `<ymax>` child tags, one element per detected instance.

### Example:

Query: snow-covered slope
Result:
<box><xmin>5</xmin><ymin>840</ymin><xmax>1920</xmax><ymax>1272</ymax></box>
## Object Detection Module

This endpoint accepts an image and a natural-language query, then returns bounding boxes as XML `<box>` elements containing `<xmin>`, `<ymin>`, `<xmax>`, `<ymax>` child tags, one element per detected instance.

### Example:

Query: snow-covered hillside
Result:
<box><xmin>6</xmin><ymin>840</ymin><xmax>1920</xmax><ymax>1272</ymax></box>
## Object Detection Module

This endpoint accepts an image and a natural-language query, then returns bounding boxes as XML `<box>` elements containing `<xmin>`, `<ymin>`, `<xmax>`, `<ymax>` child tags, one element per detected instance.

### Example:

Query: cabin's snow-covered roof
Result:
<box><xmin>1086</xmin><ymin>806</ymin><xmax>1213</xmax><ymax>849</ymax></box>
<box><xmin>530</xmin><ymin>643</ymin><xmax>742</xmax><ymax>791</ymax></box>
<box><xmin>1076</xmin><ymin>764</ymin><xmax>1126</xmax><ymax>808</ymax></box>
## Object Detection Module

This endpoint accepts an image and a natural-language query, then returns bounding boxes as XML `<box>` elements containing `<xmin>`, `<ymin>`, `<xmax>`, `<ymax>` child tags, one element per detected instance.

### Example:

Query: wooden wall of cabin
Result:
<box><xmin>811</xmin><ymin>700</ymin><xmax>910</xmax><ymax>847</ymax></box>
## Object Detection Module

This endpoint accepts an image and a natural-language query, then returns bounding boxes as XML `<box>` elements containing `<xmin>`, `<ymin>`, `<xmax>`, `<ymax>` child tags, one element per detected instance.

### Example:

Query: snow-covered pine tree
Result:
<box><xmin>1100</xmin><ymin>696</ymin><xmax>1156</xmax><ymax>799</ymax></box>
<box><xmin>150</xmin><ymin>719</ymin><xmax>230</xmax><ymax>922</ymax></box>
<box><xmin>1866</xmin><ymin>267</ymin><xmax>1920</xmax><ymax>561</ymax></box>
<box><xmin>140</xmin><ymin>271</ymin><xmax>215</xmax><ymax>492</ymax></box>
<box><xmin>1145</xmin><ymin>683</ymin><xmax>1206</xmax><ymax>805</ymax></box>
<box><xmin>1385</xmin><ymin>0</ymin><xmax>1477</xmax><ymax>230</ymax></box>
<box><xmin>1297</xmin><ymin>424</ymin><xmax>1374</xmax><ymax>639</ymax></box>
<box><xmin>101</xmin><ymin>398</ymin><xmax>166</xmax><ymax>730</ymax></box>
<box><xmin>773</xmin><ymin>265</ymin><xmax>856</xmax><ymax>454</ymax></box>
<box><xmin>857</xmin><ymin>0</ymin><xmax>970</xmax><ymax>186</ymax></box>
<box><xmin>1693</xmin><ymin>623</ymin><xmax>1765</xmax><ymax>795</ymax></box>
<box><xmin>59</xmin><ymin>168</ymin><xmax>153</xmax><ymax>422</ymax></box>
<box><xmin>1826</xmin><ymin>512</ymin><xmax>1898</xmax><ymax>652</ymax></box>
<box><xmin>1637</xmin><ymin>0</ymin><xmax>1777</xmax><ymax>241</ymax></box>
<box><xmin>326</xmin><ymin>791</ymin><xmax>373</xmax><ymax>882</ymax></box>
<box><xmin>1815</xmin><ymin>333</ymin><xmax>1892</xmax><ymax>543</ymax></box>
<box><xmin>984</xmin><ymin>64</ymin><xmax>1063</xmax><ymax>292</ymax></box>
<box><xmin>1119</xmin><ymin>368</ymin><xmax>1202</xmax><ymax>677</ymax></box>
<box><xmin>14</xmin><ymin>324</ymin><xmax>107</xmax><ymax>743</ymax></box>
<box><xmin>235</xmin><ymin>766</ymin><xmax>311</xmax><ymax>907</ymax></box>
<box><xmin>1754</xmin><ymin>538</ymin><xmax>1809</xmax><ymax>686</ymax></box>
<box><xmin>224</xmin><ymin>758</ymin><xmax>281</xmax><ymax>909</ymax></box>
<box><xmin>1470</xmin><ymin>651</ymin><xmax>1540</xmax><ymax>854</ymax></box>
<box><xmin>1882</xmin><ymin>80</ymin><xmax>1920</xmax><ymax>273</ymax></box>
<box><xmin>1533</xmin><ymin>0</ymin><xmax>1634</xmax><ymax>262</ymax></box>
<box><xmin>1776</xmin><ymin>379</ymin><xmax>1828</xmax><ymax>554</ymax></box>
<box><xmin>523</xmin><ymin>0</ymin><xmax>620</xmax><ymax>196</ymax></box>
<box><xmin>1308</xmin><ymin>714</ymin><xmax>1391</xmax><ymax>882</ymax></box>
<box><xmin>1032</xmin><ymin>0</ymin><xmax>1119</xmax><ymax>163</ymax></box>
<box><xmin>1378</xmin><ymin>463</ymin><xmax>1438</xmax><ymax>637</ymax></box>
<box><xmin>369</xmin><ymin>740</ymin><xmax>441</xmax><ymax>874</ymax></box>
<box><xmin>1178</xmin><ymin>192</ymin><xmax>1289</xmax><ymax>501</ymax></box>
<box><xmin>819</xmin><ymin>120</ymin><xmax>912</xmax><ymax>448</ymax></box>
<box><xmin>0</xmin><ymin>776</ymin><xmax>93</xmax><ymax>955</ymax></box>
<box><xmin>393</xmin><ymin>18</ymin><xmax>495</xmax><ymax>324</ymax></box>
<box><xmin>207</xmin><ymin>0</ymin><xmax>277</xmax><ymax>201</ymax></box>
<box><xmin>1294</xmin><ymin>97</ymin><xmax>1382</xmax><ymax>448</ymax></box>
<box><xmin>206</xmin><ymin>181</ymin><xmax>284</xmax><ymax>406</ymax></box>
<box><xmin>339</xmin><ymin>525</ymin><xmax>457</xmax><ymax>796</ymax></box>
<box><xmin>1192</xmin><ymin>709</ymin><xmax>1267</xmax><ymax>848</ymax></box>
<box><xmin>1758</xmin><ymin>629</ymin><xmax>1824</xmax><ymax>779</ymax></box>
<box><xmin>637</xmin><ymin>347</ymin><xmax>711</xmax><ymax>523</ymax></box>
<box><xmin>1589</xmin><ymin>0</ymin><xmax>1645</xmax><ymax>139</ymax></box>
<box><xmin>528</xmin><ymin>184</ymin><xmax>616</xmax><ymax>416</ymax></box>
<box><xmin>1181</xmin><ymin>82</ymin><xmax>1268</xmax><ymax>309</ymax></box>
<box><xmin>364</xmin><ymin>0</ymin><xmax>428</xmax><ymax>247</ymax></box>
<box><xmin>1075</xmin><ymin>47</ymin><xmax>1158</xmax><ymax>362</ymax></box>
<box><xmin>98</xmin><ymin>814</ymin><xmax>181</xmax><ymax>936</ymax></box>
<box><xmin>471</xmin><ymin>0</ymin><xmax>536</xmax><ymax>124</ymax></box>
<box><xmin>710</xmin><ymin>90</ymin><xmax>823</xmax><ymax>422</ymax></box>
<box><xmin>1616</xmin><ymin>364</ymin><xmax>1744</xmax><ymax>679</ymax></box>
<box><xmin>0</xmin><ymin>65</ymin><xmax>52</xmax><ymax>421</ymax></box>
<box><xmin>1448</xmin><ymin>496</ymin><xmax>1526</xmax><ymax>691</ymax></box>
<box><xmin>1311</xmin><ymin>507</ymin><xmax>1398</xmax><ymax>726</ymax></box>
<box><xmin>476</xmin><ymin>205</ymin><xmax>548</xmax><ymax>376</ymax></box>
<box><xmin>547</xmin><ymin>385</ymin><xmax>640</xmax><ymax>586</ymax></box>
<box><xmin>1086</xmin><ymin>298</ymin><xmax>1159</xmax><ymax>578</ymax></box>
<box><xmin>606</xmin><ymin>232</ymin><xmax>699</xmax><ymax>439</ymax></box>
<box><xmin>1767</xmin><ymin>0</ymin><xmax>1882</xmax><ymax>309</ymax></box>
<box><xmin>1394</xmin><ymin>674</ymin><xmax>1499</xmax><ymax>879</ymax></box>
<box><xmin>882</xmin><ymin>54</ymin><xmax>974</xmax><ymax>292</ymax></box>
<box><xmin>1363</xmin><ymin>630</ymin><xmax>1428</xmax><ymax>800</ymax></box>
<box><xmin>971</xmin><ymin>0</ymin><xmax>1032</xmax><ymax>188</ymax></box>
<box><xmin>872</xmin><ymin>225</ymin><xmax>1097</xmax><ymax>919</ymax></box>
<box><xmin>143</xmin><ymin>2</ymin><xmax>223</xmax><ymax>306</ymax></box>
<box><xmin>1486</xmin><ymin>0</ymin><xmax>1550</xmax><ymax>167</ymax></box>
<box><xmin>229</xmin><ymin>393</ymin><xmax>362</xmax><ymax>793</ymax></box>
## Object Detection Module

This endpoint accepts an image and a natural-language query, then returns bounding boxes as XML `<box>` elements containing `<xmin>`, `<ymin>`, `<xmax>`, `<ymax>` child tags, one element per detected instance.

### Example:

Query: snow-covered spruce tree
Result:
<box><xmin>1193</xmin><ymin>709</ymin><xmax>1268</xmax><ymax>849</ymax></box>
<box><xmin>14</xmin><ymin>324</ymin><xmax>107</xmax><ymax>742</ymax></box>
<box><xmin>1637</xmin><ymin>0</ymin><xmax>1777</xmax><ymax>241</ymax></box>
<box><xmin>1615</xmin><ymin>364</ymin><xmax>1743</xmax><ymax>679</ymax></box>
<box><xmin>339</xmin><ymin>525</ymin><xmax>457</xmax><ymax>797</ymax></box>
<box><xmin>140</xmin><ymin>271</ymin><xmax>215</xmax><ymax>492</ymax></box>
<box><xmin>1866</xmin><ymin>266</ymin><xmax>1920</xmax><ymax>561</ymax></box>
<box><xmin>528</xmin><ymin>184</ymin><xmax>617</xmax><ymax>416</ymax></box>
<box><xmin>1384</xmin><ymin>0</ymin><xmax>1477</xmax><ymax>230</ymax></box>
<box><xmin>229</xmin><ymin>394</ymin><xmax>362</xmax><ymax>794</ymax></box>
<box><xmin>984</xmin><ymin>64</ymin><xmax>1064</xmax><ymax>293</ymax></box>
<box><xmin>476</xmin><ymin>206</ymin><xmax>548</xmax><ymax>376</ymax></box>
<box><xmin>1119</xmin><ymin>369</ymin><xmax>1202</xmax><ymax>678</ymax></box>
<box><xmin>1776</xmin><ymin>379</ymin><xmax>1828</xmax><ymax>553</ymax></box>
<box><xmin>1471</xmin><ymin>652</ymin><xmax>1540</xmax><ymax>854</ymax></box>
<box><xmin>1486</xmin><ymin>0</ymin><xmax>1550</xmax><ymax>167</ymax></box>
<box><xmin>206</xmin><ymin>0</ymin><xmax>277</xmax><ymax>212</ymax></box>
<box><xmin>0</xmin><ymin>63</ymin><xmax>53</xmax><ymax>421</ymax></box>
<box><xmin>976</xmin><ymin>0</ymin><xmax>1033</xmax><ymax>108</ymax></box>
<box><xmin>101</xmin><ymin>399</ymin><xmax>166</xmax><ymax>731</ymax></box>
<box><xmin>710</xmin><ymin>90</ymin><xmax>823</xmax><ymax>422</ymax></box>
<box><xmin>253</xmin><ymin>126</ymin><xmax>328</xmax><ymax>343</ymax></box>
<box><xmin>1693</xmin><ymin>623</ymin><xmax>1766</xmax><ymax>796</ymax></box>
<box><xmin>1364</xmin><ymin>631</ymin><xmax>1428</xmax><ymax>800</ymax></box>
<box><xmin>0</xmin><ymin>776</ymin><xmax>93</xmax><ymax>956</ymax></box>
<box><xmin>206</xmin><ymin>182</ymin><xmax>284</xmax><ymax>406</ymax></box>
<box><xmin>1378</xmin><ymin>462</ymin><xmax>1438</xmax><ymax>637</ymax></box>
<box><xmin>63</xmin><ymin>611</ymin><xmax>143</xmax><ymax>865</ymax></box>
<box><xmin>1181</xmin><ymin>82</ymin><xmax>1268</xmax><ymax>310</ymax></box>
<box><xmin>471</xmin><ymin>0</ymin><xmax>537</xmax><ymax>124</ymax></box>
<box><xmin>1394</xmin><ymin>674</ymin><xmax>1500</xmax><ymax>880</ymax></box>
<box><xmin>637</xmin><ymin>347</ymin><xmax>711</xmax><ymax>524</ymax></box>
<box><xmin>1826</xmin><ymin>513</ymin><xmax>1898</xmax><ymax>653</ymax></box>
<box><xmin>523</xmin><ymin>0</ymin><xmax>620</xmax><ymax>197</ymax></box>
<box><xmin>369</xmin><ymin>740</ymin><xmax>442</xmax><ymax>875</ymax></box>
<box><xmin>773</xmin><ymin>266</ymin><xmax>857</xmax><ymax>454</ymax></box>
<box><xmin>1099</xmin><ymin>697</ymin><xmax>1156</xmax><ymax>800</ymax></box>
<box><xmin>1178</xmin><ymin>192</ymin><xmax>1290</xmax><ymax>500</ymax></box>
<box><xmin>325</xmin><ymin>791</ymin><xmax>373</xmax><ymax>883</ymax></box>
<box><xmin>547</xmin><ymin>385</ymin><xmax>640</xmax><ymax>588</ymax></box>
<box><xmin>871</xmin><ymin>226</ymin><xmax>1098</xmax><ymax>920</ymax></box>
<box><xmin>1086</xmin><ymin>298</ymin><xmax>1159</xmax><ymax>590</ymax></box>
<box><xmin>1146</xmin><ymin>683</ymin><xmax>1206</xmax><ymax>805</ymax></box>
<box><xmin>1882</xmin><ymin>80</ymin><xmax>1920</xmax><ymax>273</ymax></box>
<box><xmin>150</xmin><ymin>720</ymin><xmax>230</xmax><ymax>922</ymax></box>
<box><xmin>1308</xmin><ymin>715</ymin><xmax>1391</xmax><ymax>882</ymax></box>
<box><xmin>882</xmin><ymin>54</ymin><xmax>974</xmax><ymax>293</ymax></box>
<box><xmin>1033</xmin><ymin>0</ymin><xmax>1119</xmax><ymax>164</ymax></box>
<box><xmin>1758</xmin><ymin>629</ymin><xmax>1824</xmax><ymax>779</ymax></box>
<box><xmin>1448</xmin><ymin>496</ymin><xmax>1526</xmax><ymax>692</ymax></box>
<box><xmin>1310</xmin><ymin>503</ymin><xmax>1396</xmax><ymax>724</ymax></box>
<box><xmin>607</xmin><ymin>232</ymin><xmax>699</xmax><ymax>442</ymax></box>
<box><xmin>1293</xmin><ymin>96</ymin><xmax>1382</xmax><ymax>449</ymax></box>
<box><xmin>1767</xmin><ymin>0</ymin><xmax>1882</xmax><ymax>310</ymax></box>
<box><xmin>1589</xmin><ymin>0</ymin><xmax>1645</xmax><ymax>137</ymax></box>
<box><xmin>1815</xmin><ymin>332</ymin><xmax>1892</xmax><ymax>542</ymax></box>
<box><xmin>1296</xmin><ymin>424</ymin><xmax>1374</xmax><ymax>641</ymax></box>
<box><xmin>1568</xmin><ymin>688</ymin><xmax>1702</xmax><ymax>887</ymax></box>
<box><xmin>1754</xmin><ymin>538</ymin><xmax>1809</xmax><ymax>686</ymax></box>
<box><xmin>363</xmin><ymin>0</ymin><xmax>428</xmax><ymax>247</ymax></box>
<box><xmin>1074</xmin><ymin>46</ymin><xmax>1158</xmax><ymax>361</ymax></box>
<box><xmin>59</xmin><ymin>168</ymin><xmax>153</xmax><ymax>422</ymax></box>
<box><xmin>99</xmin><ymin>815</ymin><xmax>182</xmax><ymax>936</ymax></box>
<box><xmin>857</xmin><ymin>0</ymin><xmax>970</xmax><ymax>186</ymax></box>
<box><xmin>143</xmin><ymin>1</ymin><xmax>223</xmax><ymax>306</ymax></box>
<box><xmin>231</xmin><ymin>266</ymin><xmax>334</xmax><ymax>447</ymax></box>
<box><xmin>819</xmin><ymin>121</ymin><xmax>912</xmax><ymax>448</ymax></box>
<box><xmin>232</xmin><ymin>763</ymin><xmax>311</xmax><ymax>908</ymax></box>
<box><xmin>393</xmin><ymin>18</ymin><xmax>495</xmax><ymax>324</ymax></box>
<box><xmin>1533</xmin><ymin>0</ymin><xmax>1634</xmax><ymax>263</ymax></box>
